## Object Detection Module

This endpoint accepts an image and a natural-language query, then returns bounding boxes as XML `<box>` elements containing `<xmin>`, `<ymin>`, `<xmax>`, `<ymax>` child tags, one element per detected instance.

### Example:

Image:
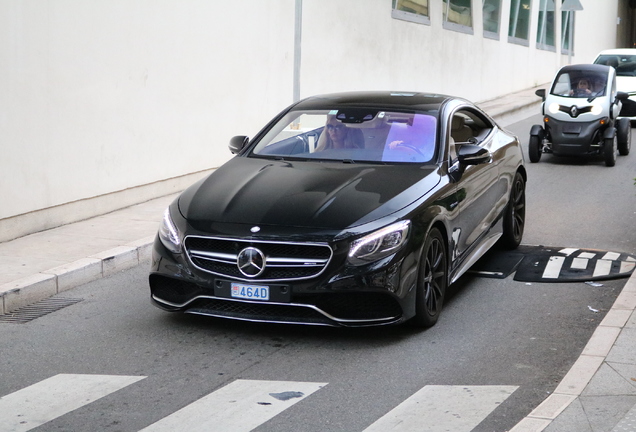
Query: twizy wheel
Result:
<box><xmin>412</xmin><ymin>228</ymin><xmax>447</xmax><ymax>328</ymax></box>
<box><xmin>528</xmin><ymin>135</ymin><xmax>542</xmax><ymax>163</ymax></box>
<box><xmin>617</xmin><ymin>118</ymin><xmax>631</xmax><ymax>156</ymax></box>
<box><xmin>604</xmin><ymin>135</ymin><xmax>617</xmax><ymax>167</ymax></box>
<box><xmin>499</xmin><ymin>171</ymin><xmax>526</xmax><ymax>250</ymax></box>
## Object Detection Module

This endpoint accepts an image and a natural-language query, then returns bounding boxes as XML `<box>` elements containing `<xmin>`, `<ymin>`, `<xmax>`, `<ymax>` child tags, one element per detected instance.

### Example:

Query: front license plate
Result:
<box><xmin>231</xmin><ymin>283</ymin><xmax>270</xmax><ymax>301</ymax></box>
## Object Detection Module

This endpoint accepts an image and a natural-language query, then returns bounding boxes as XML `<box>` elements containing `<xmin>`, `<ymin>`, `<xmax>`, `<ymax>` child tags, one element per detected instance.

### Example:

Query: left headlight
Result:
<box><xmin>158</xmin><ymin>207</ymin><xmax>182</xmax><ymax>253</ymax></box>
<box><xmin>347</xmin><ymin>220</ymin><xmax>410</xmax><ymax>266</ymax></box>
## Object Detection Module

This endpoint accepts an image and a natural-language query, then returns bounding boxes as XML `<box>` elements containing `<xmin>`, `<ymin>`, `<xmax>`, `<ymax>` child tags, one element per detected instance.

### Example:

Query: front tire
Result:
<box><xmin>604</xmin><ymin>135</ymin><xmax>617</xmax><ymax>167</ymax></box>
<box><xmin>498</xmin><ymin>171</ymin><xmax>526</xmax><ymax>249</ymax></box>
<box><xmin>528</xmin><ymin>135</ymin><xmax>542</xmax><ymax>163</ymax></box>
<box><xmin>412</xmin><ymin>228</ymin><xmax>447</xmax><ymax>328</ymax></box>
<box><xmin>617</xmin><ymin>118</ymin><xmax>631</xmax><ymax>156</ymax></box>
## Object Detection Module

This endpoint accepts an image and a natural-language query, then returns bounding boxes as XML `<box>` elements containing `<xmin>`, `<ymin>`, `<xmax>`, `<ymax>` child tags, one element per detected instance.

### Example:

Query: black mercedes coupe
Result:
<box><xmin>149</xmin><ymin>91</ymin><xmax>526</xmax><ymax>328</ymax></box>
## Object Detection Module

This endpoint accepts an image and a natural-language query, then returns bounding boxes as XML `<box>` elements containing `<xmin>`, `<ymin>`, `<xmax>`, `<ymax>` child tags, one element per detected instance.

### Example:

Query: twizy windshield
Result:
<box><xmin>550</xmin><ymin>69</ymin><xmax>608</xmax><ymax>98</ymax></box>
<box><xmin>251</xmin><ymin>109</ymin><xmax>438</xmax><ymax>163</ymax></box>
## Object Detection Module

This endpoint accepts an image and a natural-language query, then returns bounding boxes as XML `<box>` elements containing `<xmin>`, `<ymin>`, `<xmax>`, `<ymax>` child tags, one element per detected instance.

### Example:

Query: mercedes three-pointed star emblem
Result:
<box><xmin>237</xmin><ymin>247</ymin><xmax>266</xmax><ymax>277</ymax></box>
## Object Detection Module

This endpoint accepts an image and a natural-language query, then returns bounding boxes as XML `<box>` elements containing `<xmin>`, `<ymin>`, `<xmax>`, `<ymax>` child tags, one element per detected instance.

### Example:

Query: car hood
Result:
<box><xmin>179</xmin><ymin>156</ymin><xmax>439</xmax><ymax>231</ymax></box>
<box><xmin>617</xmin><ymin>75</ymin><xmax>636</xmax><ymax>94</ymax></box>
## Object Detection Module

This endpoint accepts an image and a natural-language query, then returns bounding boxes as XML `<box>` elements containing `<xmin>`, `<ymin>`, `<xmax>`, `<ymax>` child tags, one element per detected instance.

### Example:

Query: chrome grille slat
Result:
<box><xmin>184</xmin><ymin>235</ymin><xmax>333</xmax><ymax>282</ymax></box>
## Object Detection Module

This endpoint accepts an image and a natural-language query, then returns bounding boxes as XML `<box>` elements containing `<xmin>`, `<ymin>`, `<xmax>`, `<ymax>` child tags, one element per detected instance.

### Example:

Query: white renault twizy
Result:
<box><xmin>530</xmin><ymin>64</ymin><xmax>631</xmax><ymax>167</ymax></box>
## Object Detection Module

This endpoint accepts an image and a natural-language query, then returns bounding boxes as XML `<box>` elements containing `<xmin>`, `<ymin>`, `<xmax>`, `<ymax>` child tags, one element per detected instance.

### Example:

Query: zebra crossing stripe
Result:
<box><xmin>139</xmin><ymin>379</ymin><xmax>327</xmax><ymax>432</ymax></box>
<box><xmin>0</xmin><ymin>374</ymin><xmax>146</xmax><ymax>432</ymax></box>
<box><xmin>362</xmin><ymin>385</ymin><xmax>518</xmax><ymax>432</ymax></box>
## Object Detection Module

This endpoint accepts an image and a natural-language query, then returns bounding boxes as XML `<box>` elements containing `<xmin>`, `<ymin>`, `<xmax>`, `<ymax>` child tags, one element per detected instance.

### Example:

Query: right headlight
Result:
<box><xmin>158</xmin><ymin>207</ymin><xmax>182</xmax><ymax>254</ymax></box>
<box><xmin>347</xmin><ymin>220</ymin><xmax>410</xmax><ymax>266</ymax></box>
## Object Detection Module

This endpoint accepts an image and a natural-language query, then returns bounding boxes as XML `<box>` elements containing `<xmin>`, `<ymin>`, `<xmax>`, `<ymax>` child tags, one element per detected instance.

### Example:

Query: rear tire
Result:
<box><xmin>604</xmin><ymin>135</ymin><xmax>617</xmax><ymax>167</ymax></box>
<box><xmin>617</xmin><ymin>118</ymin><xmax>631</xmax><ymax>156</ymax></box>
<box><xmin>528</xmin><ymin>135</ymin><xmax>541</xmax><ymax>163</ymax></box>
<box><xmin>412</xmin><ymin>228</ymin><xmax>447</xmax><ymax>328</ymax></box>
<box><xmin>498</xmin><ymin>172</ymin><xmax>526</xmax><ymax>250</ymax></box>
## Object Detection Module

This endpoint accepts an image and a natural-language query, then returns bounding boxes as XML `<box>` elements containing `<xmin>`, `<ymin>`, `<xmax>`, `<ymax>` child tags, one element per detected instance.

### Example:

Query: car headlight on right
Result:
<box><xmin>347</xmin><ymin>220</ymin><xmax>410</xmax><ymax>266</ymax></box>
<box><xmin>590</xmin><ymin>104</ymin><xmax>603</xmax><ymax>115</ymax></box>
<box><xmin>158</xmin><ymin>207</ymin><xmax>182</xmax><ymax>254</ymax></box>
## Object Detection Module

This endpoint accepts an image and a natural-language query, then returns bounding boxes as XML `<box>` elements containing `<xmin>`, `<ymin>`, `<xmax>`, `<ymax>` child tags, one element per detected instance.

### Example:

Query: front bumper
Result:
<box><xmin>544</xmin><ymin>116</ymin><xmax>609</xmax><ymax>156</ymax></box>
<box><xmin>149</xmin><ymin>236</ymin><xmax>417</xmax><ymax>327</ymax></box>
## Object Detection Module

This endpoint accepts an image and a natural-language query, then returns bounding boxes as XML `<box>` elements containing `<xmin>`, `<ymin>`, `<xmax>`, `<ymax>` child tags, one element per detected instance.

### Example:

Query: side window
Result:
<box><xmin>450</xmin><ymin>110</ymin><xmax>494</xmax><ymax>145</ymax></box>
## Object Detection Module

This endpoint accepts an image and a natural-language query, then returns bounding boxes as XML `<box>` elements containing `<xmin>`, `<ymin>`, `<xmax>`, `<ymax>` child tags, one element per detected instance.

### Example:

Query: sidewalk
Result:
<box><xmin>2</xmin><ymin>85</ymin><xmax>636</xmax><ymax>431</ymax></box>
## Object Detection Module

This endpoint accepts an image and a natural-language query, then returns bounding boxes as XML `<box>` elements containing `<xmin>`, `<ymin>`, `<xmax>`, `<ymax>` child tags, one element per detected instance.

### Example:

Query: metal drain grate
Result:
<box><xmin>0</xmin><ymin>297</ymin><xmax>83</xmax><ymax>324</ymax></box>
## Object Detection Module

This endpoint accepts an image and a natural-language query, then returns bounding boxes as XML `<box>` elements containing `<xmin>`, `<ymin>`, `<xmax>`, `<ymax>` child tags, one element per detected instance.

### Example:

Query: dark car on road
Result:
<box><xmin>149</xmin><ymin>91</ymin><xmax>527</xmax><ymax>328</ymax></box>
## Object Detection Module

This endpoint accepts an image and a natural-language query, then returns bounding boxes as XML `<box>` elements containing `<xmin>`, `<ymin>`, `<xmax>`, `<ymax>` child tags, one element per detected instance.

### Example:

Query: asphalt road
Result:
<box><xmin>0</xmin><ymin>114</ymin><xmax>634</xmax><ymax>432</ymax></box>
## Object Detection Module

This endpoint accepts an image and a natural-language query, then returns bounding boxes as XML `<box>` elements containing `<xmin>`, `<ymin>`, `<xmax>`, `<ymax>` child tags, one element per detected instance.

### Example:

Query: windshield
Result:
<box><xmin>594</xmin><ymin>54</ymin><xmax>636</xmax><ymax>77</ymax></box>
<box><xmin>550</xmin><ymin>70</ymin><xmax>607</xmax><ymax>98</ymax></box>
<box><xmin>251</xmin><ymin>109</ymin><xmax>438</xmax><ymax>164</ymax></box>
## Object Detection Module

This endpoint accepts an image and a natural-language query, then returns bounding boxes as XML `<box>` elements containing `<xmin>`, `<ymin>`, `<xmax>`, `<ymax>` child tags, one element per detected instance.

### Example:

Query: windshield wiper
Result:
<box><xmin>342</xmin><ymin>159</ymin><xmax>356</xmax><ymax>164</ymax></box>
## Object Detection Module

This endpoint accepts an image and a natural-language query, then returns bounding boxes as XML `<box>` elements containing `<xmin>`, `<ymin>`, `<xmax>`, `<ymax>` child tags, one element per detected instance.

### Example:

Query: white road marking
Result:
<box><xmin>620</xmin><ymin>261</ymin><xmax>636</xmax><ymax>274</ymax></box>
<box><xmin>558</xmin><ymin>248</ymin><xmax>579</xmax><ymax>256</ymax></box>
<box><xmin>363</xmin><ymin>385</ymin><xmax>518</xmax><ymax>432</ymax></box>
<box><xmin>602</xmin><ymin>252</ymin><xmax>620</xmax><ymax>261</ymax></box>
<box><xmin>0</xmin><ymin>374</ymin><xmax>145</xmax><ymax>432</ymax></box>
<box><xmin>571</xmin><ymin>257</ymin><xmax>589</xmax><ymax>270</ymax></box>
<box><xmin>578</xmin><ymin>252</ymin><xmax>597</xmax><ymax>259</ymax></box>
<box><xmin>593</xmin><ymin>259</ymin><xmax>613</xmax><ymax>277</ymax></box>
<box><xmin>139</xmin><ymin>379</ymin><xmax>327</xmax><ymax>432</ymax></box>
<box><xmin>543</xmin><ymin>256</ymin><xmax>565</xmax><ymax>279</ymax></box>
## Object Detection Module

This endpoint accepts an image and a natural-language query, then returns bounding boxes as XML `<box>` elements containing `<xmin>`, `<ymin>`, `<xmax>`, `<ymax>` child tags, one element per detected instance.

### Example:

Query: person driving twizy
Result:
<box><xmin>530</xmin><ymin>64</ymin><xmax>631</xmax><ymax>167</ymax></box>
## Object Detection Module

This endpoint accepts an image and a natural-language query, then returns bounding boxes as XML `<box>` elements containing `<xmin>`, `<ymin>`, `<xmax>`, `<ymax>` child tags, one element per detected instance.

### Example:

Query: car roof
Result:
<box><xmin>558</xmin><ymin>63</ymin><xmax>612</xmax><ymax>74</ymax></box>
<box><xmin>292</xmin><ymin>91</ymin><xmax>457</xmax><ymax>111</ymax></box>
<box><xmin>596</xmin><ymin>49</ymin><xmax>636</xmax><ymax>56</ymax></box>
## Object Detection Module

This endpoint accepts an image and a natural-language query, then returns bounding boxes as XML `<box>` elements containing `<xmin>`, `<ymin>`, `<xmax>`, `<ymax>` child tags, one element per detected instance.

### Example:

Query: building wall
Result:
<box><xmin>0</xmin><ymin>0</ymin><xmax>624</xmax><ymax>242</ymax></box>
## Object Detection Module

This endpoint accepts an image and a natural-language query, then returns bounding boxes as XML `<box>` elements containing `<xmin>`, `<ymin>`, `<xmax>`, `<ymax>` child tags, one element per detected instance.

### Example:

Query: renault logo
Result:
<box><xmin>569</xmin><ymin>105</ymin><xmax>579</xmax><ymax>118</ymax></box>
<box><xmin>237</xmin><ymin>247</ymin><xmax>266</xmax><ymax>277</ymax></box>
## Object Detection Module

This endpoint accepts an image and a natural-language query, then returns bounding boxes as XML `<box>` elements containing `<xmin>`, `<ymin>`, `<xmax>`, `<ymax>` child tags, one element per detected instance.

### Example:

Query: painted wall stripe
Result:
<box><xmin>593</xmin><ymin>259</ymin><xmax>613</xmax><ymax>278</ymax></box>
<box><xmin>0</xmin><ymin>374</ymin><xmax>146</xmax><ymax>432</ymax></box>
<box><xmin>363</xmin><ymin>385</ymin><xmax>518</xmax><ymax>432</ymax></box>
<box><xmin>543</xmin><ymin>256</ymin><xmax>565</xmax><ymax>279</ymax></box>
<box><xmin>139</xmin><ymin>379</ymin><xmax>327</xmax><ymax>432</ymax></box>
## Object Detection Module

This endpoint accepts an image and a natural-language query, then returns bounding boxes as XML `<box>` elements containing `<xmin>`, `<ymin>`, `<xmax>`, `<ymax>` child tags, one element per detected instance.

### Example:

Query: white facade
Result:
<box><xmin>0</xmin><ymin>0</ymin><xmax>630</xmax><ymax>242</ymax></box>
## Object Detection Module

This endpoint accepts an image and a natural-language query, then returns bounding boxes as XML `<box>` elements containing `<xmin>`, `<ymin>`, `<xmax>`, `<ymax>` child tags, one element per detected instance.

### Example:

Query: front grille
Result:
<box><xmin>184</xmin><ymin>236</ymin><xmax>333</xmax><ymax>282</ymax></box>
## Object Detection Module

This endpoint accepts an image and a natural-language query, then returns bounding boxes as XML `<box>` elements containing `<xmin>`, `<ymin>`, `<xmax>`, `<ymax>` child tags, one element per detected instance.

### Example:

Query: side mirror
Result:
<box><xmin>535</xmin><ymin>89</ymin><xmax>546</xmax><ymax>101</ymax></box>
<box><xmin>229</xmin><ymin>135</ymin><xmax>249</xmax><ymax>154</ymax></box>
<box><xmin>457</xmin><ymin>144</ymin><xmax>491</xmax><ymax>166</ymax></box>
<box><xmin>616</xmin><ymin>91</ymin><xmax>629</xmax><ymax>102</ymax></box>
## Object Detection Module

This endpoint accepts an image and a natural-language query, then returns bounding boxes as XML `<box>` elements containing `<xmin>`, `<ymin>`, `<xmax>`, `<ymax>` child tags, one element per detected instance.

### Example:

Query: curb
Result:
<box><xmin>509</xmin><ymin>269</ymin><xmax>636</xmax><ymax>431</ymax></box>
<box><xmin>0</xmin><ymin>235</ymin><xmax>155</xmax><ymax>315</ymax></box>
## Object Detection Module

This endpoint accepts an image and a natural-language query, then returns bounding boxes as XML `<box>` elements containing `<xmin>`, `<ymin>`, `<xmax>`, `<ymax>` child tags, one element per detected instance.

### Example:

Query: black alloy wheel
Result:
<box><xmin>412</xmin><ymin>228</ymin><xmax>447</xmax><ymax>328</ymax></box>
<box><xmin>499</xmin><ymin>171</ymin><xmax>526</xmax><ymax>249</ymax></box>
